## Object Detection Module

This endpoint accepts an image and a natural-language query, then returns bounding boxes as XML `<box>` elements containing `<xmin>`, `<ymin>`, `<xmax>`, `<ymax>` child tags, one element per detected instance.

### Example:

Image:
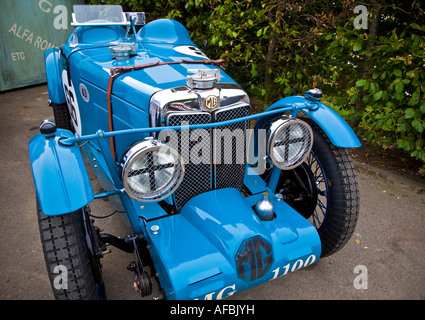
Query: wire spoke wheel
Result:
<box><xmin>270</xmin><ymin>119</ymin><xmax>360</xmax><ymax>257</ymax></box>
<box><xmin>305</xmin><ymin>150</ymin><xmax>329</xmax><ymax>232</ymax></box>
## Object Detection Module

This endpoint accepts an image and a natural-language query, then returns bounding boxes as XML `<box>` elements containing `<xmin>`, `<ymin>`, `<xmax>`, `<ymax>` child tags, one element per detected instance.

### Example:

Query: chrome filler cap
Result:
<box><xmin>187</xmin><ymin>69</ymin><xmax>221</xmax><ymax>89</ymax></box>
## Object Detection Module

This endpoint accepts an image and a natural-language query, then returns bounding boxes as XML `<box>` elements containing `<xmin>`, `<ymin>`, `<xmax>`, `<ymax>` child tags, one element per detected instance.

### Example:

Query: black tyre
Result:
<box><xmin>270</xmin><ymin>120</ymin><xmax>360</xmax><ymax>257</ymax></box>
<box><xmin>37</xmin><ymin>202</ymin><xmax>106</xmax><ymax>299</ymax></box>
<box><xmin>51</xmin><ymin>102</ymin><xmax>73</xmax><ymax>131</ymax></box>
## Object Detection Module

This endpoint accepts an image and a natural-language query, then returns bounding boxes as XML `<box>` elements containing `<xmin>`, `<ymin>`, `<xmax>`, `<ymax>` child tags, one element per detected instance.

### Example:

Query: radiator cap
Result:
<box><xmin>187</xmin><ymin>69</ymin><xmax>221</xmax><ymax>89</ymax></box>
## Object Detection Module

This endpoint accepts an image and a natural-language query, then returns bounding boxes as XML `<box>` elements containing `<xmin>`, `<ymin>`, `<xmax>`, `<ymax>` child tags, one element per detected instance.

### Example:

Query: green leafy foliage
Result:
<box><xmin>346</xmin><ymin>21</ymin><xmax>425</xmax><ymax>172</ymax></box>
<box><xmin>90</xmin><ymin>0</ymin><xmax>425</xmax><ymax>173</ymax></box>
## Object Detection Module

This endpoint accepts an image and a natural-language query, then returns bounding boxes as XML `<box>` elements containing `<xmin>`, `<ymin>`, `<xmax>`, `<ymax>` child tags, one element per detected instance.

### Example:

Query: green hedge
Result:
<box><xmin>91</xmin><ymin>0</ymin><xmax>425</xmax><ymax>174</ymax></box>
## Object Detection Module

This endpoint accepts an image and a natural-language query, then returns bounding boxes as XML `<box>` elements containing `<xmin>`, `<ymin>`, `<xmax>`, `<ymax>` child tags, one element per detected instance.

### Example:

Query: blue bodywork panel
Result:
<box><xmin>145</xmin><ymin>188</ymin><xmax>321</xmax><ymax>300</ymax></box>
<box><xmin>45</xmin><ymin>49</ymin><xmax>66</xmax><ymax>104</ymax></box>
<box><xmin>58</xmin><ymin>20</ymin><xmax>238</xmax><ymax>160</ymax></box>
<box><xmin>137</xmin><ymin>19</ymin><xmax>196</xmax><ymax>45</ymax></box>
<box><xmin>301</xmin><ymin>101</ymin><xmax>361</xmax><ymax>148</ymax></box>
<box><xmin>62</xmin><ymin>21</ymin><xmax>236</xmax><ymax>117</ymax></box>
<box><xmin>29</xmin><ymin>129</ymin><xmax>94</xmax><ymax>216</ymax></box>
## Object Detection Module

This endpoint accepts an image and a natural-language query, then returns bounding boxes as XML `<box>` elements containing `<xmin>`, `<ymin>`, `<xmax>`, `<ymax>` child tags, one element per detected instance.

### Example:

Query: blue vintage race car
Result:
<box><xmin>29</xmin><ymin>5</ymin><xmax>360</xmax><ymax>300</ymax></box>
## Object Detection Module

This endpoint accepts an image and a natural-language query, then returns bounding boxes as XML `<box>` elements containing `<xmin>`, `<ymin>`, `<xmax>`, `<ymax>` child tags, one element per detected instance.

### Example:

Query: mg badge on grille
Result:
<box><xmin>205</xmin><ymin>95</ymin><xmax>219</xmax><ymax>110</ymax></box>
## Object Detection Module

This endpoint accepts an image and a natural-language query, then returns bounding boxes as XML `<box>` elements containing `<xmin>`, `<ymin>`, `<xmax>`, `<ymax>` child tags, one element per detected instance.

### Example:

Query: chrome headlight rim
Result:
<box><xmin>267</xmin><ymin>117</ymin><xmax>313</xmax><ymax>170</ymax></box>
<box><xmin>120</xmin><ymin>138</ymin><xmax>185</xmax><ymax>202</ymax></box>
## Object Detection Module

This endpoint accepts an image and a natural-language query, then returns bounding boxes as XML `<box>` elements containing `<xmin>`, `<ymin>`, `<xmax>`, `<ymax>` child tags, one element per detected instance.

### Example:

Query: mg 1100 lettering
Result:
<box><xmin>271</xmin><ymin>254</ymin><xmax>317</xmax><ymax>279</ymax></box>
<box><xmin>196</xmin><ymin>254</ymin><xmax>317</xmax><ymax>300</ymax></box>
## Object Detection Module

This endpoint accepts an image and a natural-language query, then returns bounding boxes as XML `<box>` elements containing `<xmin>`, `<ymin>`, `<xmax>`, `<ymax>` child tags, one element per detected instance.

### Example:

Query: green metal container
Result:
<box><xmin>0</xmin><ymin>0</ymin><xmax>84</xmax><ymax>91</ymax></box>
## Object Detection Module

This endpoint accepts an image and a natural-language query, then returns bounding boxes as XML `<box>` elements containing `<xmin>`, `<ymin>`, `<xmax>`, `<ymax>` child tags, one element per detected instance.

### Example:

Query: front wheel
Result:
<box><xmin>37</xmin><ymin>202</ymin><xmax>106</xmax><ymax>299</ymax></box>
<box><xmin>271</xmin><ymin>120</ymin><xmax>360</xmax><ymax>257</ymax></box>
<box><xmin>51</xmin><ymin>102</ymin><xmax>73</xmax><ymax>131</ymax></box>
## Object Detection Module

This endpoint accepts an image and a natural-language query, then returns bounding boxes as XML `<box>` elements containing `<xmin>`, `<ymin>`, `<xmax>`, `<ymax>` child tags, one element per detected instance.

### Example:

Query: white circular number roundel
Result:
<box><xmin>79</xmin><ymin>83</ymin><xmax>90</xmax><ymax>103</ymax></box>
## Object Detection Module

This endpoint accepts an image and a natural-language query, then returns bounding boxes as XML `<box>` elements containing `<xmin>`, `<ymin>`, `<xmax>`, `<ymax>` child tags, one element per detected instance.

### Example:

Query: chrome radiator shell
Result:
<box><xmin>150</xmin><ymin>84</ymin><xmax>251</xmax><ymax>209</ymax></box>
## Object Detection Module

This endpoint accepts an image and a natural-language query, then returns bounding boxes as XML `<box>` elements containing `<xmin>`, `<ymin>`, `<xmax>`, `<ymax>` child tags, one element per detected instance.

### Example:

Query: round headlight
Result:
<box><xmin>120</xmin><ymin>138</ymin><xmax>184</xmax><ymax>202</ymax></box>
<box><xmin>267</xmin><ymin>117</ymin><xmax>313</xmax><ymax>170</ymax></box>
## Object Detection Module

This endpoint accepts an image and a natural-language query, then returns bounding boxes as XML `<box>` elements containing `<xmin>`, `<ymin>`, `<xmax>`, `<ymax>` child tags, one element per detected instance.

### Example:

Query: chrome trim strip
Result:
<box><xmin>149</xmin><ymin>83</ymin><xmax>249</xmax><ymax>128</ymax></box>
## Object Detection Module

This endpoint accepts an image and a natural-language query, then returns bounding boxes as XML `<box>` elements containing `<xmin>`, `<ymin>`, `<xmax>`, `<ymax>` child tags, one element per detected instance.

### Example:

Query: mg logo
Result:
<box><xmin>205</xmin><ymin>95</ymin><xmax>219</xmax><ymax>109</ymax></box>
<box><xmin>236</xmin><ymin>236</ymin><xmax>273</xmax><ymax>282</ymax></box>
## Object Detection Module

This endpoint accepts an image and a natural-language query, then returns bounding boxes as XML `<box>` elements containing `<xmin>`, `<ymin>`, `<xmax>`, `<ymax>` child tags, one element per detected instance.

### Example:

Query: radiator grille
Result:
<box><xmin>167</xmin><ymin>113</ymin><xmax>211</xmax><ymax>209</ymax></box>
<box><xmin>166</xmin><ymin>104</ymin><xmax>251</xmax><ymax>209</ymax></box>
<box><xmin>214</xmin><ymin>105</ymin><xmax>251</xmax><ymax>190</ymax></box>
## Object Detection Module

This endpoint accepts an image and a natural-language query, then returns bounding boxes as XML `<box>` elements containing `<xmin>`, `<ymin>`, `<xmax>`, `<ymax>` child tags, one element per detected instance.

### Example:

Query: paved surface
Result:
<box><xmin>1</xmin><ymin>84</ymin><xmax>424</xmax><ymax>300</ymax></box>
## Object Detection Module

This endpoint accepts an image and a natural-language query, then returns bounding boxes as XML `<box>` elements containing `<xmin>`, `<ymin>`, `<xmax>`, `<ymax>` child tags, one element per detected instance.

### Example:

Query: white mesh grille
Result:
<box><xmin>165</xmin><ymin>104</ymin><xmax>251</xmax><ymax>209</ymax></box>
<box><xmin>167</xmin><ymin>113</ymin><xmax>212</xmax><ymax>209</ymax></box>
<box><xmin>214</xmin><ymin>105</ymin><xmax>251</xmax><ymax>190</ymax></box>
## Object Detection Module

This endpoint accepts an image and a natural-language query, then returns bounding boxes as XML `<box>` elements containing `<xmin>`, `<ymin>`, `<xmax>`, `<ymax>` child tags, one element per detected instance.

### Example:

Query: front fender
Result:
<box><xmin>258</xmin><ymin>96</ymin><xmax>361</xmax><ymax>148</ymax></box>
<box><xmin>301</xmin><ymin>100</ymin><xmax>361</xmax><ymax>148</ymax></box>
<box><xmin>29</xmin><ymin>129</ymin><xmax>93</xmax><ymax>216</ymax></box>
<box><xmin>45</xmin><ymin>48</ymin><xmax>65</xmax><ymax>104</ymax></box>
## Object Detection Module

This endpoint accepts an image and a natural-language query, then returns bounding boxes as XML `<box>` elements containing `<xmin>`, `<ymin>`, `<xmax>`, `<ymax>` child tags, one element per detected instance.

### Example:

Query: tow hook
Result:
<box><xmin>99</xmin><ymin>232</ymin><xmax>153</xmax><ymax>297</ymax></box>
<box><xmin>127</xmin><ymin>261</ymin><xmax>152</xmax><ymax>297</ymax></box>
<box><xmin>127</xmin><ymin>235</ymin><xmax>153</xmax><ymax>297</ymax></box>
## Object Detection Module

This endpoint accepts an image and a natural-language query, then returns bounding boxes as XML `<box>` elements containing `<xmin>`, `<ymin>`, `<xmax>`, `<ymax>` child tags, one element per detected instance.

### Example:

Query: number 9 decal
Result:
<box><xmin>62</xmin><ymin>70</ymin><xmax>82</xmax><ymax>136</ymax></box>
